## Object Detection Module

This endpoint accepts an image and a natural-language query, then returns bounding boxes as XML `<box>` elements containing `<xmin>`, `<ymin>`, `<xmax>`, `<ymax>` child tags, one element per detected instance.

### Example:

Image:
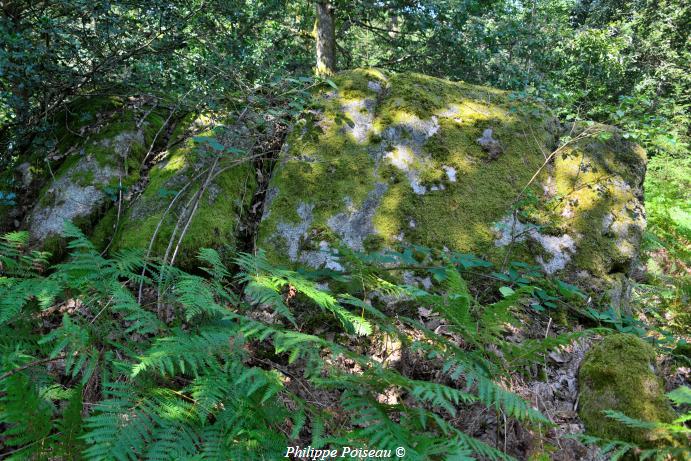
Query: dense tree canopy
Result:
<box><xmin>1</xmin><ymin>0</ymin><xmax>688</xmax><ymax>161</ymax></box>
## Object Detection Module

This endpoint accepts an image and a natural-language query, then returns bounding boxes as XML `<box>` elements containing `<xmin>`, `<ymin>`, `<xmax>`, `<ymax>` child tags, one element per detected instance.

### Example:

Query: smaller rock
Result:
<box><xmin>578</xmin><ymin>334</ymin><xmax>676</xmax><ymax>446</ymax></box>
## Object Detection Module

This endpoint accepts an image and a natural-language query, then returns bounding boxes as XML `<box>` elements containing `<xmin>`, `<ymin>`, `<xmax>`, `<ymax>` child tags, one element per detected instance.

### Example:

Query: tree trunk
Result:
<box><xmin>315</xmin><ymin>1</ymin><xmax>336</xmax><ymax>76</ymax></box>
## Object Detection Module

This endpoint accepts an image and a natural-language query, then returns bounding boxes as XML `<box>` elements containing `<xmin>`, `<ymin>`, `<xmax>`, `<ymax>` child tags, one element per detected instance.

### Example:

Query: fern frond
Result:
<box><xmin>341</xmin><ymin>390</ymin><xmax>419</xmax><ymax>455</ymax></box>
<box><xmin>408</xmin><ymin>380</ymin><xmax>476</xmax><ymax>417</ymax></box>
<box><xmin>0</xmin><ymin>374</ymin><xmax>53</xmax><ymax>450</ymax></box>
<box><xmin>667</xmin><ymin>385</ymin><xmax>691</xmax><ymax>405</ymax></box>
<box><xmin>197</xmin><ymin>247</ymin><xmax>231</xmax><ymax>280</ymax></box>
<box><xmin>174</xmin><ymin>274</ymin><xmax>228</xmax><ymax>320</ymax></box>
<box><xmin>110</xmin><ymin>284</ymin><xmax>162</xmax><ymax>335</ymax></box>
<box><xmin>82</xmin><ymin>384</ymin><xmax>160</xmax><ymax>461</ymax></box>
<box><xmin>132</xmin><ymin>327</ymin><xmax>237</xmax><ymax>377</ymax></box>
<box><xmin>244</xmin><ymin>275</ymin><xmax>297</xmax><ymax>325</ymax></box>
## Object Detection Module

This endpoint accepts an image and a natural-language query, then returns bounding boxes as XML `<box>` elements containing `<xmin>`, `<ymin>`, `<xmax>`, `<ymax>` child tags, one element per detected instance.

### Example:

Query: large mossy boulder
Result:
<box><xmin>257</xmin><ymin>69</ymin><xmax>646</xmax><ymax>286</ymax></box>
<box><xmin>24</xmin><ymin>98</ymin><xmax>167</xmax><ymax>252</ymax></box>
<box><xmin>99</xmin><ymin>112</ymin><xmax>265</xmax><ymax>268</ymax></box>
<box><xmin>578</xmin><ymin>334</ymin><xmax>675</xmax><ymax>445</ymax></box>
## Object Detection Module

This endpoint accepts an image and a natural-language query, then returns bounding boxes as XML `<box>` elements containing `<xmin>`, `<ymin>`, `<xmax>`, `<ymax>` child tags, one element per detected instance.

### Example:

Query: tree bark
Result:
<box><xmin>315</xmin><ymin>1</ymin><xmax>336</xmax><ymax>76</ymax></box>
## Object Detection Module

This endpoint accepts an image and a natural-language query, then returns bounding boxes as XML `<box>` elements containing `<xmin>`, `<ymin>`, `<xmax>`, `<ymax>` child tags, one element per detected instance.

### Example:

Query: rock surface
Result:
<box><xmin>24</xmin><ymin>99</ymin><xmax>165</xmax><ymax>251</ymax></box>
<box><xmin>578</xmin><ymin>334</ymin><xmax>676</xmax><ymax>445</ymax></box>
<box><xmin>18</xmin><ymin>70</ymin><xmax>648</xmax><ymax>290</ymax></box>
<box><xmin>101</xmin><ymin>113</ymin><xmax>261</xmax><ymax>267</ymax></box>
<box><xmin>257</xmin><ymin>69</ymin><xmax>647</xmax><ymax>289</ymax></box>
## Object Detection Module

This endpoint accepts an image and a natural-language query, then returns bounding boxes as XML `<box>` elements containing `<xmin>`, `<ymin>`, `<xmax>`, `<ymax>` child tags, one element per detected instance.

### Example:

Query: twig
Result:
<box><xmin>513</xmin><ymin>126</ymin><xmax>598</xmax><ymax>206</ymax></box>
<box><xmin>0</xmin><ymin>355</ymin><xmax>66</xmax><ymax>382</ymax></box>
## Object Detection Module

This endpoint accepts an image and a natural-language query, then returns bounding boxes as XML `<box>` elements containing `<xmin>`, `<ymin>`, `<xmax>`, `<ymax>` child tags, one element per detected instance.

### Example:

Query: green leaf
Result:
<box><xmin>499</xmin><ymin>286</ymin><xmax>515</xmax><ymax>297</ymax></box>
<box><xmin>667</xmin><ymin>386</ymin><xmax>691</xmax><ymax>406</ymax></box>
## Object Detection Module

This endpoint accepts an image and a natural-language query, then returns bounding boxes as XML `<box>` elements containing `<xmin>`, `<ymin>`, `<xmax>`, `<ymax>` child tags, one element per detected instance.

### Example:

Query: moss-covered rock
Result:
<box><xmin>100</xmin><ymin>113</ymin><xmax>259</xmax><ymax>268</ymax></box>
<box><xmin>1</xmin><ymin>97</ymin><xmax>128</xmax><ymax>234</ymax></box>
<box><xmin>25</xmin><ymin>101</ymin><xmax>166</xmax><ymax>252</ymax></box>
<box><xmin>257</xmin><ymin>69</ymin><xmax>646</xmax><ymax>285</ymax></box>
<box><xmin>578</xmin><ymin>334</ymin><xmax>676</xmax><ymax>445</ymax></box>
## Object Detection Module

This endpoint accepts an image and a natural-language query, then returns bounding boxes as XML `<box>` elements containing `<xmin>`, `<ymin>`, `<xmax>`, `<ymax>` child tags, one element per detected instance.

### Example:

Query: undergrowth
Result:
<box><xmin>0</xmin><ymin>223</ymin><xmax>687</xmax><ymax>460</ymax></box>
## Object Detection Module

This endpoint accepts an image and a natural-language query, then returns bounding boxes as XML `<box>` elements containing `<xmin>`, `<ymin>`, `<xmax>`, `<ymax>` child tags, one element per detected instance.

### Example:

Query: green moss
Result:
<box><xmin>332</xmin><ymin>67</ymin><xmax>388</xmax><ymax>100</ymax></box>
<box><xmin>107</xmin><ymin>126</ymin><xmax>257</xmax><ymax>268</ymax></box>
<box><xmin>258</xmin><ymin>68</ymin><xmax>647</xmax><ymax>290</ymax></box>
<box><xmin>363</xmin><ymin>234</ymin><xmax>385</xmax><ymax>252</ymax></box>
<box><xmin>91</xmin><ymin>207</ymin><xmax>118</xmax><ymax>250</ymax></box>
<box><xmin>73</xmin><ymin>169</ymin><xmax>95</xmax><ymax>186</ymax></box>
<box><xmin>551</xmin><ymin>127</ymin><xmax>647</xmax><ymax>277</ymax></box>
<box><xmin>29</xmin><ymin>100</ymin><xmax>170</xmax><ymax>254</ymax></box>
<box><xmin>18</xmin><ymin>98</ymin><xmax>120</xmax><ymax>195</ymax></box>
<box><xmin>578</xmin><ymin>334</ymin><xmax>676</xmax><ymax>445</ymax></box>
<box><xmin>51</xmin><ymin>96</ymin><xmax>125</xmax><ymax>155</ymax></box>
<box><xmin>259</xmin><ymin>69</ymin><xmax>552</xmax><ymax>266</ymax></box>
<box><xmin>258</xmin><ymin>116</ymin><xmax>378</xmax><ymax>262</ymax></box>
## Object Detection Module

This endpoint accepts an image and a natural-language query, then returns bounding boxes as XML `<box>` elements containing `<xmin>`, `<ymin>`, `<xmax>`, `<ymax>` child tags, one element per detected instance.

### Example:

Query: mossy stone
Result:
<box><xmin>258</xmin><ymin>69</ymin><xmax>647</xmax><ymax>284</ymax></box>
<box><xmin>26</xmin><ymin>101</ymin><xmax>166</xmax><ymax>248</ymax></box>
<box><xmin>578</xmin><ymin>334</ymin><xmax>676</xmax><ymax>445</ymax></box>
<box><xmin>103</xmin><ymin>113</ymin><xmax>260</xmax><ymax>268</ymax></box>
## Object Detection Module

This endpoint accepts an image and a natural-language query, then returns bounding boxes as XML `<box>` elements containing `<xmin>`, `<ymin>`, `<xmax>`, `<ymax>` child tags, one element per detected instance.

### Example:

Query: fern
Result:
<box><xmin>0</xmin><ymin>231</ymin><xmax>50</xmax><ymax>277</ymax></box>
<box><xmin>2</xmin><ymin>227</ymin><xmax>578</xmax><ymax>460</ymax></box>
<box><xmin>408</xmin><ymin>379</ymin><xmax>477</xmax><ymax>416</ymax></box>
<box><xmin>174</xmin><ymin>273</ymin><xmax>229</xmax><ymax>320</ymax></box>
<box><xmin>132</xmin><ymin>327</ymin><xmax>239</xmax><ymax>377</ymax></box>
<box><xmin>82</xmin><ymin>382</ymin><xmax>162</xmax><ymax>460</ymax></box>
<box><xmin>237</xmin><ymin>250</ymin><xmax>372</xmax><ymax>335</ymax></box>
<box><xmin>0</xmin><ymin>374</ymin><xmax>53</xmax><ymax>451</ymax></box>
<box><xmin>341</xmin><ymin>390</ymin><xmax>423</xmax><ymax>456</ymax></box>
<box><xmin>57</xmin><ymin>385</ymin><xmax>86</xmax><ymax>460</ymax></box>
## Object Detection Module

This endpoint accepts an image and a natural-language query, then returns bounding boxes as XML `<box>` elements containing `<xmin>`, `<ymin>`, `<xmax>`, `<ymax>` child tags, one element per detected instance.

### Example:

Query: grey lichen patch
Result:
<box><xmin>327</xmin><ymin>183</ymin><xmax>388</xmax><ymax>250</ymax></box>
<box><xmin>261</xmin><ymin>186</ymin><xmax>279</xmax><ymax>221</ymax></box>
<box><xmin>380</xmin><ymin>113</ymin><xmax>441</xmax><ymax>195</ymax></box>
<box><xmin>476</xmin><ymin>127</ymin><xmax>503</xmax><ymax>160</ymax></box>
<box><xmin>29</xmin><ymin>157</ymin><xmax>120</xmax><ymax>241</ymax></box>
<box><xmin>367</xmin><ymin>81</ymin><xmax>383</xmax><ymax>93</ymax></box>
<box><xmin>384</xmin><ymin>145</ymin><xmax>429</xmax><ymax>194</ymax></box>
<box><xmin>300</xmin><ymin>240</ymin><xmax>344</xmax><ymax>271</ymax></box>
<box><xmin>277</xmin><ymin>202</ymin><xmax>315</xmax><ymax>260</ymax></box>
<box><xmin>494</xmin><ymin>214</ymin><xmax>577</xmax><ymax>274</ymax></box>
<box><xmin>443</xmin><ymin>165</ymin><xmax>457</xmax><ymax>182</ymax></box>
<box><xmin>98</xmin><ymin>130</ymin><xmax>145</xmax><ymax>161</ymax></box>
<box><xmin>341</xmin><ymin>98</ymin><xmax>377</xmax><ymax>144</ymax></box>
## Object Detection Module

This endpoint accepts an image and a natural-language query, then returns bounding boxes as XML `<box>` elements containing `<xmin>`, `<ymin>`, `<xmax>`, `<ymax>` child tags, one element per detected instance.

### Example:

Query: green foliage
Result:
<box><xmin>635</xmin><ymin>151</ymin><xmax>691</xmax><ymax>340</ymax></box>
<box><xmin>1</xmin><ymin>1</ymin><xmax>688</xmax><ymax>458</ymax></box>
<box><xmin>0</xmin><ymin>374</ymin><xmax>53</xmax><ymax>453</ymax></box>
<box><xmin>0</xmin><ymin>225</ymin><xmax>599</xmax><ymax>459</ymax></box>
